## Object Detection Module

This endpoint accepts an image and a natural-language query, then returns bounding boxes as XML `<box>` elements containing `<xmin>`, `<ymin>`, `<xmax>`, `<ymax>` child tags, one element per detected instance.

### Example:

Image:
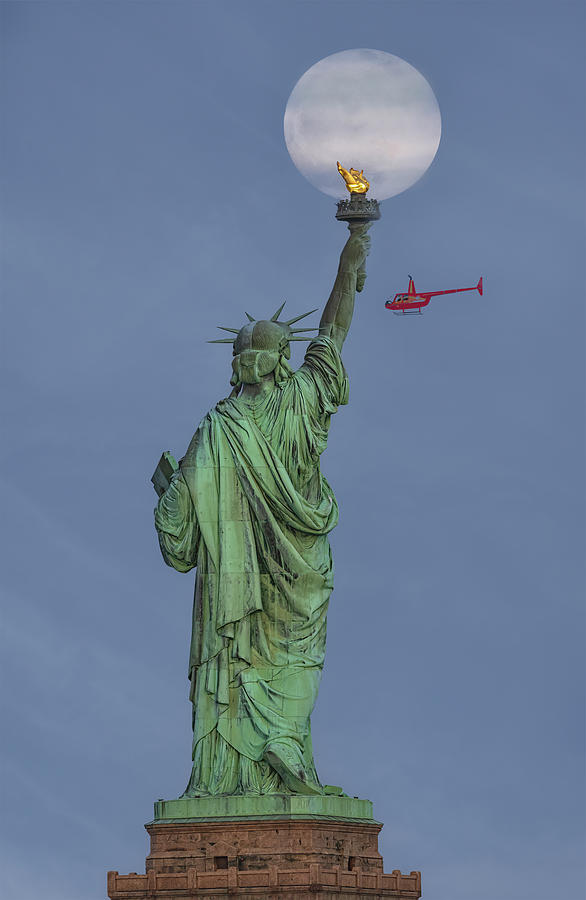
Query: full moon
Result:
<box><xmin>284</xmin><ymin>49</ymin><xmax>441</xmax><ymax>201</ymax></box>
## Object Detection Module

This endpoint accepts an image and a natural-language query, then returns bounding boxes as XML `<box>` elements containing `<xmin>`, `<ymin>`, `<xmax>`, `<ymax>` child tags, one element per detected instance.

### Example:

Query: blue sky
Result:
<box><xmin>1</xmin><ymin>2</ymin><xmax>584</xmax><ymax>899</ymax></box>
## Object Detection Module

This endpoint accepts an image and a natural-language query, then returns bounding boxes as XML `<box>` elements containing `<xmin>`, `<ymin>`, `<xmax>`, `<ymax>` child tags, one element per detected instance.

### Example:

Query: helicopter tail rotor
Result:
<box><xmin>477</xmin><ymin>276</ymin><xmax>483</xmax><ymax>296</ymax></box>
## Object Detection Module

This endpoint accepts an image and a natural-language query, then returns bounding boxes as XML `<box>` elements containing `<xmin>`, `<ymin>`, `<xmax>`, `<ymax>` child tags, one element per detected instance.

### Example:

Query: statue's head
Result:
<box><xmin>210</xmin><ymin>303</ymin><xmax>318</xmax><ymax>389</ymax></box>
<box><xmin>232</xmin><ymin>320</ymin><xmax>291</xmax><ymax>385</ymax></box>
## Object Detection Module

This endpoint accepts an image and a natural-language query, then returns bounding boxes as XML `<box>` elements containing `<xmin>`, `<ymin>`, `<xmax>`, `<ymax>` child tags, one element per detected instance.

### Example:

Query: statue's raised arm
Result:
<box><xmin>318</xmin><ymin>224</ymin><xmax>371</xmax><ymax>352</ymax></box>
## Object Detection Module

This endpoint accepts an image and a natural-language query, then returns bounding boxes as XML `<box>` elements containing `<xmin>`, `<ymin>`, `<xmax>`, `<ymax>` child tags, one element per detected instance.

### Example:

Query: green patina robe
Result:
<box><xmin>155</xmin><ymin>337</ymin><xmax>348</xmax><ymax>795</ymax></box>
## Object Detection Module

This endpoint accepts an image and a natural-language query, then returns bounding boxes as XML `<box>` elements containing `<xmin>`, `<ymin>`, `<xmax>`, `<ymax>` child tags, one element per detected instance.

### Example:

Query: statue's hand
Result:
<box><xmin>340</xmin><ymin>225</ymin><xmax>372</xmax><ymax>273</ymax></box>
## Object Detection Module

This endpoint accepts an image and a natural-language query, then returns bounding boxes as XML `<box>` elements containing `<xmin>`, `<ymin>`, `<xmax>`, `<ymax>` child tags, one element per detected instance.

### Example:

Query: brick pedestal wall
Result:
<box><xmin>107</xmin><ymin>819</ymin><xmax>421</xmax><ymax>898</ymax></box>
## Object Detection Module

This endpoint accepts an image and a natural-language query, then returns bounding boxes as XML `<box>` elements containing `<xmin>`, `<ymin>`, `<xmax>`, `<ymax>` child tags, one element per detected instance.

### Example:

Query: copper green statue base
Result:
<box><xmin>152</xmin><ymin>791</ymin><xmax>377</xmax><ymax>824</ymax></box>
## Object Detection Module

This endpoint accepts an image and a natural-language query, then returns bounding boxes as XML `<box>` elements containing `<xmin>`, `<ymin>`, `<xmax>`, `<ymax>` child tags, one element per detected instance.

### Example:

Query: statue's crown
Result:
<box><xmin>209</xmin><ymin>303</ymin><xmax>319</xmax><ymax>350</ymax></box>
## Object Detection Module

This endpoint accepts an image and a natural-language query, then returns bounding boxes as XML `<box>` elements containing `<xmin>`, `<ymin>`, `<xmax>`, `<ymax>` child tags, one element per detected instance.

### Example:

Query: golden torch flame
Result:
<box><xmin>337</xmin><ymin>161</ymin><xmax>370</xmax><ymax>194</ymax></box>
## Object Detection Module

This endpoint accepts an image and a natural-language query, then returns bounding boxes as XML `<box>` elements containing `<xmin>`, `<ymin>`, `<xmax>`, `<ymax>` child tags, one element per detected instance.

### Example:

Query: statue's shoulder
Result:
<box><xmin>210</xmin><ymin>397</ymin><xmax>251</xmax><ymax>430</ymax></box>
<box><xmin>296</xmin><ymin>336</ymin><xmax>344</xmax><ymax>379</ymax></box>
<box><xmin>214</xmin><ymin>396</ymin><xmax>244</xmax><ymax>416</ymax></box>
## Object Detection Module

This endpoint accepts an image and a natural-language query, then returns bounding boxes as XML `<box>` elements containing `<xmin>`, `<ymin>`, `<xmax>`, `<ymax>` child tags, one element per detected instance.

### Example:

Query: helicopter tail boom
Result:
<box><xmin>420</xmin><ymin>278</ymin><xmax>484</xmax><ymax>299</ymax></box>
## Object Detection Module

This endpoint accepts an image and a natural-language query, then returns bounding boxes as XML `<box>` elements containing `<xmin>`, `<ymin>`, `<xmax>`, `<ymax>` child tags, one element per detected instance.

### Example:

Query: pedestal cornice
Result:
<box><xmin>107</xmin><ymin>797</ymin><xmax>421</xmax><ymax>899</ymax></box>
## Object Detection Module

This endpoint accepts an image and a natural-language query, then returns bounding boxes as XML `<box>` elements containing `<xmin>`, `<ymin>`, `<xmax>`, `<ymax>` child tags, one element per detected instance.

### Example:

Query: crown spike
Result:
<box><xmin>208</xmin><ymin>338</ymin><xmax>236</xmax><ymax>344</ymax></box>
<box><xmin>271</xmin><ymin>301</ymin><xmax>286</xmax><ymax>322</ymax></box>
<box><xmin>245</xmin><ymin>312</ymin><xmax>255</xmax><ymax>322</ymax></box>
<box><xmin>284</xmin><ymin>308</ymin><xmax>318</xmax><ymax>326</ymax></box>
<box><xmin>217</xmin><ymin>326</ymin><xmax>240</xmax><ymax>334</ymax></box>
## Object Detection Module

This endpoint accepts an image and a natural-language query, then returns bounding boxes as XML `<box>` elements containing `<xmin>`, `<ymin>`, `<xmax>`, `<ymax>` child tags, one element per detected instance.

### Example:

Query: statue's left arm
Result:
<box><xmin>154</xmin><ymin>470</ymin><xmax>200</xmax><ymax>573</ymax></box>
<box><xmin>318</xmin><ymin>224</ymin><xmax>371</xmax><ymax>353</ymax></box>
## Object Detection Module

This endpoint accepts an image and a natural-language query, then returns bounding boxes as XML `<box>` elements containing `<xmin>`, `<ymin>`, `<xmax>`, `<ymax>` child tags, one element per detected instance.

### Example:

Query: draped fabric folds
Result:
<box><xmin>155</xmin><ymin>337</ymin><xmax>348</xmax><ymax>796</ymax></box>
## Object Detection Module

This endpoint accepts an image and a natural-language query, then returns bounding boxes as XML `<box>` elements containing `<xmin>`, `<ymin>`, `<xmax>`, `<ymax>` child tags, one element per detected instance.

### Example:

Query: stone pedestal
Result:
<box><xmin>107</xmin><ymin>795</ymin><xmax>421</xmax><ymax>899</ymax></box>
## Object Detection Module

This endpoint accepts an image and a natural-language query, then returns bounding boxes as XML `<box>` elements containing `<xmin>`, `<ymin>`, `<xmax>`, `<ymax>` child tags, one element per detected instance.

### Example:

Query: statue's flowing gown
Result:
<box><xmin>155</xmin><ymin>337</ymin><xmax>348</xmax><ymax>796</ymax></box>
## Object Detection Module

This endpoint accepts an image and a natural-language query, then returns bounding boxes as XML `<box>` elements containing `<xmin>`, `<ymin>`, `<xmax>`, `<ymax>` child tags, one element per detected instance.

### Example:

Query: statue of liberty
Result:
<box><xmin>154</xmin><ymin>223</ymin><xmax>371</xmax><ymax>797</ymax></box>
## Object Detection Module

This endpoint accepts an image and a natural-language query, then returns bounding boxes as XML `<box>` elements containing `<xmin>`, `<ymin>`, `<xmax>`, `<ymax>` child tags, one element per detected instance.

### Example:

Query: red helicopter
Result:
<box><xmin>385</xmin><ymin>275</ymin><xmax>483</xmax><ymax>315</ymax></box>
